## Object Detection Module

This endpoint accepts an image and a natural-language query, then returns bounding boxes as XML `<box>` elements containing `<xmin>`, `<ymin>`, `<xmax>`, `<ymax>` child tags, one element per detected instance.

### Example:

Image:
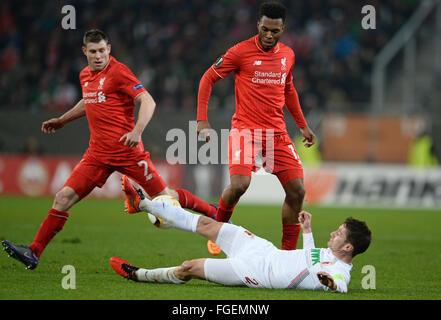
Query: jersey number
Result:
<box><xmin>288</xmin><ymin>144</ymin><xmax>301</xmax><ymax>163</ymax></box>
<box><xmin>245</xmin><ymin>277</ymin><xmax>259</xmax><ymax>286</ymax></box>
<box><xmin>137</xmin><ymin>160</ymin><xmax>153</xmax><ymax>181</ymax></box>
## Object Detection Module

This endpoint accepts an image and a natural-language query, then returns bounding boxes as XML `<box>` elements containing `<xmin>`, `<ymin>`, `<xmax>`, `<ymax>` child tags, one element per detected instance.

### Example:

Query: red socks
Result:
<box><xmin>176</xmin><ymin>189</ymin><xmax>216</xmax><ymax>218</ymax></box>
<box><xmin>216</xmin><ymin>197</ymin><xmax>237</xmax><ymax>222</ymax></box>
<box><xmin>281</xmin><ymin>223</ymin><xmax>301</xmax><ymax>250</ymax></box>
<box><xmin>30</xmin><ymin>208</ymin><xmax>69</xmax><ymax>258</ymax></box>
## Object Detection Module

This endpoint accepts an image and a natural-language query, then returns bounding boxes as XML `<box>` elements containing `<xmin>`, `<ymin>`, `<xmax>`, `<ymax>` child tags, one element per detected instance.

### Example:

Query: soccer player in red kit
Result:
<box><xmin>2</xmin><ymin>29</ymin><xmax>216</xmax><ymax>269</ymax></box>
<box><xmin>197</xmin><ymin>2</ymin><xmax>316</xmax><ymax>255</ymax></box>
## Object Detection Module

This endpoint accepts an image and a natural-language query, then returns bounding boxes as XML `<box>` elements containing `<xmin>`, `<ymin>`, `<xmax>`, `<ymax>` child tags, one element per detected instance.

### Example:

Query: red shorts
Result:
<box><xmin>228</xmin><ymin>129</ymin><xmax>303</xmax><ymax>186</ymax></box>
<box><xmin>64</xmin><ymin>149</ymin><xmax>166</xmax><ymax>199</ymax></box>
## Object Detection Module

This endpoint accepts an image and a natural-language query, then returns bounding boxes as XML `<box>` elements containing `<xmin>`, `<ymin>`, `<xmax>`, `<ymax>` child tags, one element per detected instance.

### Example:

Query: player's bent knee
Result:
<box><xmin>196</xmin><ymin>216</ymin><xmax>222</xmax><ymax>241</ymax></box>
<box><xmin>158</xmin><ymin>187</ymin><xmax>178</xmax><ymax>199</ymax></box>
<box><xmin>230</xmin><ymin>179</ymin><xmax>250</xmax><ymax>196</ymax></box>
<box><xmin>293</xmin><ymin>186</ymin><xmax>305</xmax><ymax>201</ymax></box>
<box><xmin>197</xmin><ymin>216</ymin><xmax>216</xmax><ymax>232</ymax></box>
<box><xmin>53</xmin><ymin>187</ymin><xmax>78</xmax><ymax>211</ymax></box>
<box><xmin>286</xmin><ymin>183</ymin><xmax>305</xmax><ymax>204</ymax></box>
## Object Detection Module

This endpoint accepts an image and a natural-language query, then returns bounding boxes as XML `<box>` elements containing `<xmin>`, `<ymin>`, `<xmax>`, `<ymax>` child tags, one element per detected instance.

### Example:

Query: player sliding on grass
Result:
<box><xmin>196</xmin><ymin>2</ymin><xmax>315</xmax><ymax>255</ymax></box>
<box><xmin>2</xmin><ymin>29</ymin><xmax>217</xmax><ymax>270</ymax></box>
<box><xmin>111</xmin><ymin>181</ymin><xmax>371</xmax><ymax>293</ymax></box>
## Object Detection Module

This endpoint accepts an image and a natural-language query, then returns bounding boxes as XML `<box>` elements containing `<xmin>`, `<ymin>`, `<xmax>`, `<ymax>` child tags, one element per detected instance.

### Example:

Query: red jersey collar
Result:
<box><xmin>254</xmin><ymin>35</ymin><xmax>280</xmax><ymax>54</ymax></box>
<box><xmin>88</xmin><ymin>55</ymin><xmax>115</xmax><ymax>76</ymax></box>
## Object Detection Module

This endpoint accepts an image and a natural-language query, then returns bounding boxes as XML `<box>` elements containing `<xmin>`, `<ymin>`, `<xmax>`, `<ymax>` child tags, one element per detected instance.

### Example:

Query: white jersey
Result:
<box><xmin>267</xmin><ymin>247</ymin><xmax>352</xmax><ymax>292</ymax></box>
<box><xmin>224</xmin><ymin>226</ymin><xmax>352</xmax><ymax>293</ymax></box>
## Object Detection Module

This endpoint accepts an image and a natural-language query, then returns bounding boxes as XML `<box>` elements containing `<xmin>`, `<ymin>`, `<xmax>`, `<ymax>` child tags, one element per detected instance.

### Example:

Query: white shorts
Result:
<box><xmin>203</xmin><ymin>223</ymin><xmax>277</xmax><ymax>288</ymax></box>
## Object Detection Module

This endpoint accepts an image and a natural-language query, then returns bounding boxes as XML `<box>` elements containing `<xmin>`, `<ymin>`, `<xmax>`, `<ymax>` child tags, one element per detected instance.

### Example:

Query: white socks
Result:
<box><xmin>133</xmin><ymin>200</ymin><xmax>200</xmax><ymax>285</ymax></box>
<box><xmin>139</xmin><ymin>199</ymin><xmax>200</xmax><ymax>233</ymax></box>
<box><xmin>135</xmin><ymin>267</ymin><xmax>188</xmax><ymax>284</ymax></box>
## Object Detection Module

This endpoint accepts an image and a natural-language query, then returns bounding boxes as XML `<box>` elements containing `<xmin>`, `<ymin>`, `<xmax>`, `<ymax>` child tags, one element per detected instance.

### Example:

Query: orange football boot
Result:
<box><xmin>207</xmin><ymin>240</ymin><xmax>222</xmax><ymax>255</ymax></box>
<box><xmin>122</xmin><ymin>175</ymin><xmax>142</xmax><ymax>214</ymax></box>
<box><xmin>110</xmin><ymin>257</ymin><xmax>139</xmax><ymax>281</ymax></box>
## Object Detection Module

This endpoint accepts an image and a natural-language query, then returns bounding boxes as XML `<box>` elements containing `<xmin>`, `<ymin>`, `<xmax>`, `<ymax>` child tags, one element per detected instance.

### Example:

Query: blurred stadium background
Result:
<box><xmin>0</xmin><ymin>0</ymin><xmax>440</xmax><ymax>209</ymax></box>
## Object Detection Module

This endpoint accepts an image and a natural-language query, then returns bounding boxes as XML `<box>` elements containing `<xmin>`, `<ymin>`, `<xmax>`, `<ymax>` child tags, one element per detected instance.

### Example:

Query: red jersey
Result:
<box><xmin>198</xmin><ymin>35</ymin><xmax>307</xmax><ymax>134</ymax></box>
<box><xmin>79</xmin><ymin>56</ymin><xmax>147</xmax><ymax>164</ymax></box>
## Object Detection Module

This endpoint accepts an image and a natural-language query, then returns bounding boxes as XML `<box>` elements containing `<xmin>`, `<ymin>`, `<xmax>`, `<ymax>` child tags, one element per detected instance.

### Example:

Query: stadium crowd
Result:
<box><xmin>0</xmin><ymin>0</ymin><xmax>419</xmax><ymax>115</ymax></box>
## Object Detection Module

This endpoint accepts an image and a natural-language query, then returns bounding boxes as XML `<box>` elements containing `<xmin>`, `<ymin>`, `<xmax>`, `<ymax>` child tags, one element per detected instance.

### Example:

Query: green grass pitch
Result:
<box><xmin>0</xmin><ymin>195</ymin><xmax>440</xmax><ymax>300</ymax></box>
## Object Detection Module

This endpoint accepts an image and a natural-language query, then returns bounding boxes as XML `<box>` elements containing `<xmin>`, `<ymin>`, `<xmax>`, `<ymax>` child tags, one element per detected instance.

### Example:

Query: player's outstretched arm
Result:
<box><xmin>284</xmin><ymin>80</ymin><xmax>316</xmax><ymax>148</ymax></box>
<box><xmin>134</xmin><ymin>91</ymin><xmax>155</xmax><ymax>132</ymax></box>
<box><xmin>299</xmin><ymin>211</ymin><xmax>316</xmax><ymax>249</ymax></box>
<box><xmin>196</xmin><ymin>67</ymin><xmax>223</xmax><ymax>143</ymax></box>
<box><xmin>41</xmin><ymin>99</ymin><xmax>85</xmax><ymax>134</ymax></box>
<box><xmin>299</xmin><ymin>211</ymin><xmax>312</xmax><ymax>233</ymax></box>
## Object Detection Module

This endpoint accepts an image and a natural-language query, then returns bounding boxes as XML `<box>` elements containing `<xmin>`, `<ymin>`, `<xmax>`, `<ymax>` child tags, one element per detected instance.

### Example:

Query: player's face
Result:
<box><xmin>257</xmin><ymin>16</ymin><xmax>285</xmax><ymax>50</ymax></box>
<box><xmin>328</xmin><ymin>224</ymin><xmax>353</xmax><ymax>254</ymax></box>
<box><xmin>82</xmin><ymin>40</ymin><xmax>111</xmax><ymax>71</ymax></box>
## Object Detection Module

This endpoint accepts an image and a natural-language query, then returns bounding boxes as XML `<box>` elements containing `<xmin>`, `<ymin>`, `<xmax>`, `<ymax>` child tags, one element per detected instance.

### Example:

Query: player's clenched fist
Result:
<box><xmin>317</xmin><ymin>272</ymin><xmax>337</xmax><ymax>291</ymax></box>
<box><xmin>197</xmin><ymin>120</ymin><xmax>211</xmax><ymax>142</ymax></box>
<box><xmin>41</xmin><ymin>118</ymin><xmax>65</xmax><ymax>134</ymax></box>
<box><xmin>299</xmin><ymin>211</ymin><xmax>312</xmax><ymax>233</ymax></box>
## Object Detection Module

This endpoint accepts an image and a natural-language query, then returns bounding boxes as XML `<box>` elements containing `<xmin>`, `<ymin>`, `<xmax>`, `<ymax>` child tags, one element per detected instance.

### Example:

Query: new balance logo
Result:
<box><xmin>253</xmin><ymin>60</ymin><xmax>262</xmax><ymax>66</ymax></box>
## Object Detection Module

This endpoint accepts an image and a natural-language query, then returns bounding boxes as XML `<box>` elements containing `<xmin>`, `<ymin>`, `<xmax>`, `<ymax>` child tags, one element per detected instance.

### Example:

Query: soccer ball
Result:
<box><xmin>146</xmin><ymin>195</ymin><xmax>181</xmax><ymax>229</ymax></box>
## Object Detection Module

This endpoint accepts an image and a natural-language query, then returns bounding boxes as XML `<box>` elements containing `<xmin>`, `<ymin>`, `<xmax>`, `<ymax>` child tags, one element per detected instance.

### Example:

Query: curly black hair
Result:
<box><xmin>259</xmin><ymin>1</ymin><xmax>287</xmax><ymax>23</ymax></box>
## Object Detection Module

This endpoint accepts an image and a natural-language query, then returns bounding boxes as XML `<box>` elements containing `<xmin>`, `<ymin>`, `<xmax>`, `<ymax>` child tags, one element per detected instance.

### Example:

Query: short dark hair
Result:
<box><xmin>344</xmin><ymin>217</ymin><xmax>371</xmax><ymax>257</ymax></box>
<box><xmin>83</xmin><ymin>29</ymin><xmax>108</xmax><ymax>46</ymax></box>
<box><xmin>259</xmin><ymin>1</ymin><xmax>287</xmax><ymax>23</ymax></box>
